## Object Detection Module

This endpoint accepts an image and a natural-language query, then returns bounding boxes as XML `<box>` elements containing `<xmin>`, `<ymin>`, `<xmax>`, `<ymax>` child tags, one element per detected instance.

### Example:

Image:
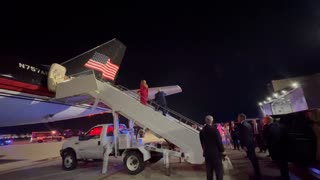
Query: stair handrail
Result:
<box><xmin>113</xmin><ymin>84</ymin><xmax>203</xmax><ymax>130</ymax></box>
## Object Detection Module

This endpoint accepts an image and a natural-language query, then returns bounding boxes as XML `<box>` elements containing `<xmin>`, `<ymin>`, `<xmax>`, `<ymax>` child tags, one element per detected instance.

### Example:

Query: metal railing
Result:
<box><xmin>68</xmin><ymin>69</ymin><xmax>95</xmax><ymax>78</ymax></box>
<box><xmin>112</xmin><ymin>84</ymin><xmax>203</xmax><ymax>130</ymax></box>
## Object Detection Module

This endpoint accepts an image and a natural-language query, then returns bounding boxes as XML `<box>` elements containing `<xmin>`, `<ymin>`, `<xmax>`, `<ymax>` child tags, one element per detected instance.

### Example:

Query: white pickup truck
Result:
<box><xmin>60</xmin><ymin>123</ymin><xmax>165</xmax><ymax>175</ymax></box>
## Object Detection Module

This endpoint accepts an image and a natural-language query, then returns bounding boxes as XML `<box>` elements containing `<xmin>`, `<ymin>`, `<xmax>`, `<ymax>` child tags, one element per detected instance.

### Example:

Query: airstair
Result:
<box><xmin>54</xmin><ymin>73</ymin><xmax>204</xmax><ymax>164</ymax></box>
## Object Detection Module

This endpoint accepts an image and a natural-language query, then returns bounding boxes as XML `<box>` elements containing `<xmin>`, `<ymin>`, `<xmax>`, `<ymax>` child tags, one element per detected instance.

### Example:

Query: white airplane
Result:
<box><xmin>0</xmin><ymin>39</ymin><xmax>182</xmax><ymax>127</ymax></box>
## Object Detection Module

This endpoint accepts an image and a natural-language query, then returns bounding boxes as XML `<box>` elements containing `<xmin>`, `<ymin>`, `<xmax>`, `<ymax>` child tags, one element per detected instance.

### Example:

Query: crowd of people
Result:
<box><xmin>199</xmin><ymin>114</ymin><xmax>290</xmax><ymax>180</ymax></box>
<box><xmin>137</xmin><ymin>80</ymin><xmax>290</xmax><ymax>180</ymax></box>
<box><xmin>211</xmin><ymin>118</ymin><xmax>268</xmax><ymax>153</ymax></box>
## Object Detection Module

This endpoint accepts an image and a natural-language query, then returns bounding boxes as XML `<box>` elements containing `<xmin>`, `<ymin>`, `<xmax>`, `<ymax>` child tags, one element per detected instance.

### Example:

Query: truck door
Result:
<box><xmin>78</xmin><ymin>126</ymin><xmax>104</xmax><ymax>159</ymax></box>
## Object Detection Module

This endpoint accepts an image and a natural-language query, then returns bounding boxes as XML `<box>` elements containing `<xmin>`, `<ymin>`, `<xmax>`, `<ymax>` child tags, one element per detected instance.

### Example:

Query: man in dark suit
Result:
<box><xmin>238</xmin><ymin>113</ymin><xmax>261</xmax><ymax>178</ymax></box>
<box><xmin>154</xmin><ymin>88</ymin><xmax>167</xmax><ymax>115</ymax></box>
<box><xmin>265</xmin><ymin>116</ymin><xmax>289</xmax><ymax>180</ymax></box>
<box><xmin>262</xmin><ymin>116</ymin><xmax>270</xmax><ymax>154</ymax></box>
<box><xmin>230</xmin><ymin>121</ymin><xmax>240</xmax><ymax>150</ymax></box>
<box><xmin>200</xmin><ymin>115</ymin><xmax>225</xmax><ymax>180</ymax></box>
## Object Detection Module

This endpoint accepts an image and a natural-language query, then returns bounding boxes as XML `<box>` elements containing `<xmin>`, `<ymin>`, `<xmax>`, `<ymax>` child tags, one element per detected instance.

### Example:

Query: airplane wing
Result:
<box><xmin>0</xmin><ymin>85</ymin><xmax>182</xmax><ymax>127</ymax></box>
<box><xmin>0</xmin><ymin>89</ymin><xmax>111</xmax><ymax>127</ymax></box>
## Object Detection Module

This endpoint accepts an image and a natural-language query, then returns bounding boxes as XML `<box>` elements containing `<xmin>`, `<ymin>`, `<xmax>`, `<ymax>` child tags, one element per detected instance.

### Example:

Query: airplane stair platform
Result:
<box><xmin>53</xmin><ymin>73</ymin><xmax>204</xmax><ymax>164</ymax></box>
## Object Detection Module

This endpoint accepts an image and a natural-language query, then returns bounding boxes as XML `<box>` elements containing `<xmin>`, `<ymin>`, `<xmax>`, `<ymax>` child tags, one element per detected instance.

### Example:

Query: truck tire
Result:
<box><xmin>62</xmin><ymin>150</ymin><xmax>77</xmax><ymax>171</ymax></box>
<box><xmin>123</xmin><ymin>151</ymin><xmax>145</xmax><ymax>175</ymax></box>
<box><xmin>37</xmin><ymin>140</ymin><xmax>43</xmax><ymax>143</ymax></box>
<box><xmin>57</xmin><ymin>138</ymin><xmax>62</xmax><ymax>142</ymax></box>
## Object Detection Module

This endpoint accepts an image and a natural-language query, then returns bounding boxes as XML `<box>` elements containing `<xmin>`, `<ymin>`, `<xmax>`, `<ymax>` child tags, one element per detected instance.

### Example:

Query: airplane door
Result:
<box><xmin>78</xmin><ymin>126</ymin><xmax>104</xmax><ymax>159</ymax></box>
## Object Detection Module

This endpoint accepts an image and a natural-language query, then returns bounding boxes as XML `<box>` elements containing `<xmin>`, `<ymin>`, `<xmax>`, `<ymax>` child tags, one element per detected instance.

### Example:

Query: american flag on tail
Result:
<box><xmin>84</xmin><ymin>51</ymin><xmax>119</xmax><ymax>81</ymax></box>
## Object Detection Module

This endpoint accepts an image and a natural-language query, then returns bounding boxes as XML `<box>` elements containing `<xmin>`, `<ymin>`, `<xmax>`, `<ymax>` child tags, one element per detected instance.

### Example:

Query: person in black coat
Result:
<box><xmin>264</xmin><ymin>116</ymin><xmax>289</xmax><ymax>180</ymax></box>
<box><xmin>261</xmin><ymin>116</ymin><xmax>269</xmax><ymax>153</ymax></box>
<box><xmin>154</xmin><ymin>88</ymin><xmax>167</xmax><ymax>115</ymax></box>
<box><xmin>230</xmin><ymin>121</ymin><xmax>240</xmax><ymax>150</ymax></box>
<box><xmin>238</xmin><ymin>113</ymin><xmax>261</xmax><ymax>178</ymax></box>
<box><xmin>200</xmin><ymin>115</ymin><xmax>225</xmax><ymax>180</ymax></box>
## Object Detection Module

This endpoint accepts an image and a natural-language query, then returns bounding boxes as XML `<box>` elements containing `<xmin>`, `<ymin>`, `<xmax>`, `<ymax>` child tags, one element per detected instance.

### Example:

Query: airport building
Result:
<box><xmin>259</xmin><ymin>74</ymin><xmax>320</xmax><ymax>116</ymax></box>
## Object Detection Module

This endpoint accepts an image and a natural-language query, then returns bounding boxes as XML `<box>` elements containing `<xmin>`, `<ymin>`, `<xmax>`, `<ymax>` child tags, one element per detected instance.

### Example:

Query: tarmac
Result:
<box><xmin>0</xmin><ymin>132</ymin><xmax>311</xmax><ymax>180</ymax></box>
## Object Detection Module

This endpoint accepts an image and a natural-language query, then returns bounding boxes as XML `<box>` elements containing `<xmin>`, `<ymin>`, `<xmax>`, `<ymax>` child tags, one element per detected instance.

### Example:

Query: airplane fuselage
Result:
<box><xmin>0</xmin><ymin>57</ymin><xmax>52</xmax><ymax>97</ymax></box>
<box><xmin>0</xmin><ymin>57</ymin><xmax>108</xmax><ymax>127</ymax></box>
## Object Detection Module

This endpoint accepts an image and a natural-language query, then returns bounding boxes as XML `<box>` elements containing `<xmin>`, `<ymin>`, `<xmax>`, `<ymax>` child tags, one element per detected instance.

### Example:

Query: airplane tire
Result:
<box><xmin>124</xmin><ymin>151</ymin><xmax>145</xmax><ymax>175</ymax></box>
<box><xmin>62</xmin><ymin>150</ymin><xmax>77</xmax><ymax>171</ymax></box>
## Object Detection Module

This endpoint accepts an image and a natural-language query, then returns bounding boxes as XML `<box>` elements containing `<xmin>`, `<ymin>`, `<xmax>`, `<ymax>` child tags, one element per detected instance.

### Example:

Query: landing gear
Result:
<box><xmin>123</xmin><ymin>151</ymin><xmax>145</xmax><ymax>175</ymax></box>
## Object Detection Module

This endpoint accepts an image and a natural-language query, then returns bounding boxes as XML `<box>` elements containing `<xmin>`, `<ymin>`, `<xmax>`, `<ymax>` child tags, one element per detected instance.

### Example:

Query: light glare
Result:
<box><xmin>292</xmin><ymin>82</ymin><xmax>299</xmax><ymax>88</ymax></box>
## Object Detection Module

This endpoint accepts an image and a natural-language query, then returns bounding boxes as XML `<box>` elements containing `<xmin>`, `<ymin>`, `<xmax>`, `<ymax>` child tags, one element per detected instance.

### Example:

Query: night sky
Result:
<box><xmin>2</xmin><ymin>1</ymin><xmax>320</xmax><ymax>123</ymax></box>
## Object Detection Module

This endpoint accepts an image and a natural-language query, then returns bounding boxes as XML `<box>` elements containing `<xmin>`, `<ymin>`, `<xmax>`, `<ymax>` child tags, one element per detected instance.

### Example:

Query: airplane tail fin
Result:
<box><xmin>61</xmin><ymin>39</ymin><xmax>126</xmax><ymax>82</ymax></box>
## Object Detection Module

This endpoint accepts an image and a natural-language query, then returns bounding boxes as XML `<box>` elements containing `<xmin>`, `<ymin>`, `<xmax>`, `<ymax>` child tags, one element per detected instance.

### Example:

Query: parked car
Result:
<box><xmin>60</xmin><ymin>123</ymin><xmax>162</xmax><ymax>175</ymax></box>
<box><xmin>62</xmin><ymin>129</ymin><xmax>79</xmax><ymax>138</ymax></box>
<box><xmin>30</xmin><ymin>131</ymin><xmax>64</xmax><ymax>143</ymax></box>
<box><xmin>0</xmin><ymin>139</ymin><xmax>12</xmax><ymax>146</ymax></box>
